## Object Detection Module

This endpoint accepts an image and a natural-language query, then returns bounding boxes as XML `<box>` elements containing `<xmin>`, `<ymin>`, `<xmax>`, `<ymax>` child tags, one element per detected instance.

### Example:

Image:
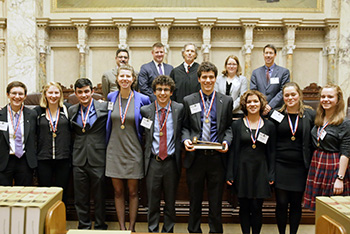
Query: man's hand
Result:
<box><xmin>263</xmin><ymin>104</ymin><xmax>272</xmax><ymax>116</ymax></box>
<box><xmin>216</xmin><ymin>141</ymin><xmax>228</xmax><ymax>153</ymax></box>
<box><xmin>184</xmin><ymin>139</ymin><xmax>195</xmax><ymax>152</ymax></box>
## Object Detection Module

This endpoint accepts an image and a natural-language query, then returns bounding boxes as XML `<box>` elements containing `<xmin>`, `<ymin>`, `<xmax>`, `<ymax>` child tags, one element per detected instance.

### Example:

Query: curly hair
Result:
<box><xmin>240</xmin><ymin>90</ymin><xmax>267</xmax><ymax>116</ymax></box>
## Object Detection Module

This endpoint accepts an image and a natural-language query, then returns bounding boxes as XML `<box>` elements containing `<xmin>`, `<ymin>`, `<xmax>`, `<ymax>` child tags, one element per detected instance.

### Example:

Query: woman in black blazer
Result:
<box><xmin>269</xmin><ymin>82</ymin><xmax>315</xmax><ymax>234</ymax></box>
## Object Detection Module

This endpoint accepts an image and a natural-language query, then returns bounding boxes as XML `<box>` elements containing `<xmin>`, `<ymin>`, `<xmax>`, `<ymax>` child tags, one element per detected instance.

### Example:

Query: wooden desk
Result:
<box><xmin>67</xmin><ymin>230</ymin><xmax>131</xmax><ymax>234</ymax></box>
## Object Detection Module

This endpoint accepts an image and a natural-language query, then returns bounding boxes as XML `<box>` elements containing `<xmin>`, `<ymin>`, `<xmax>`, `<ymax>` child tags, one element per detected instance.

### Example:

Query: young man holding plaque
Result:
<box><xmin>68</xmin><ymin>78</ymin><xmax>108</xmax><ymax>230</ymax></box>
<box><xmin>140</xmin><ymin>75</ymin><xmax>184</xmax><ymax>233</ymax></box>
<box><xmin>182</xmin><ymin>62</ymin><xmax>233</xmax><ymax>233</ymax></box>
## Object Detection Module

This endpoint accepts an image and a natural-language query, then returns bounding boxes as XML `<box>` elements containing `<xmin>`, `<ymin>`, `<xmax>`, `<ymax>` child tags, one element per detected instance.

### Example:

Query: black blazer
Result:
<box><xmin>141</xmin><ymin>101</ymin><xmax>184</xmax><ymax>175</ymax></box>
<box><xmin>0</xmin><ymin>105</ymin><xmax>37</xmax><ymax>171</ymax></box>
<box><xmin>182</xmin><ymin>92</ymin><xmax>233</xmax><ymax>169</ymax></box>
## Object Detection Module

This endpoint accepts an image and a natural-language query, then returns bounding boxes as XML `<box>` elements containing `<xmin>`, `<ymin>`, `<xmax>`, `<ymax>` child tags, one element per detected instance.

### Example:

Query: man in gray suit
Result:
<box><xmin>101</xmin><ymin>49</ymin><xmax>129</xmax><ymax>99</ymax></box>
<box><xmin>139</xmin><ymin>43</ymin><xmax>174</xmax><ymax>102</ymax></box>
<box><xmin>140</xmin><ymin>75</ymin><xmax>184</xmax><ymax>233</ymax></box>
<box><xmin>68</xmin><ymin>78</ymin><xmax>108</xmax><ymax>230</ymax></box>
<box><xmin>250</xmin><ymin>44</ymin><xmax>290</xmax><ymax>115</ymax></box>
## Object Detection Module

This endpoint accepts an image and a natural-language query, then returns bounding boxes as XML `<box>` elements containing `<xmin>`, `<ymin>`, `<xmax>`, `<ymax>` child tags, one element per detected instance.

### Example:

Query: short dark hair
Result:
<box><xmin>115</xmin><ymin>65</ymin><xmax>137</xmax><ymax>90</ymax></box>
<box><xmin>263</xmin><ymin>44</ymin><xmax>277</xmax><ymax>54</ymax></box>
<box><xmin>197</xmin><ymin>61</ymin><xmax>218</xmax><ymax>78</ymax></box>
<box><xmin>116</xmin><ymin>49</ymin><xmax>129</xmax><ymax>58</ymax></box>
<box><xmin>74</xmin><ymin>78</ymin><xmax>93</xmax><ymax>91</ymax></box>
<box><xmin>7</xmin><ymin>81</ymin><xmax>27</xmax><ymax>95</ymax></box>
<box><xmin>240</xmin><ymin>90</ymin><xmax>267</xmax><ymax>116</ymax></box>
<box><xmin>152</xmin><ymin>42</ymin><xmax>164</xmax><ymax>49</ymax></box>
<box><xmin>152</xmin><ymin>75</ymin><xmax>175</xmax><ymax>93</ymax></box>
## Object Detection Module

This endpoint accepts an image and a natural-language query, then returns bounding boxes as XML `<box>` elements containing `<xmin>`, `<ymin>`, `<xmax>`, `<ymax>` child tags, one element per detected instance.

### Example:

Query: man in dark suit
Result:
<box><xmin>139</xmin><ymin>43</ymin><xmax>174</xmax><ymax>102</ymax></box>
<box><xmin>68</xmin><ymin>78</ymin><xmax>108</xmax><ymax>230</ymax></box>
<box><xmin>141</xmin><ymin>75</ymin><xmax>184</xmax><ymax>233</ymax></box>
<box><xmin>182</xmin><ymin>62</ymin><xmax>233</xmax><ymax>233</ymax></box>
<box><xmin>170</xmin><ymin>43</ymin><xmax>201</xmax><ymax>104</ymax></box>
<box><xmin>0</xmin><ymin>81</ymin><xmax>37</xmax><ymax>186</ymax></box>
<box><xmin>250</xmin><ymin>44</ymin><xmax>290</xmax><ymax>115</ymax></box>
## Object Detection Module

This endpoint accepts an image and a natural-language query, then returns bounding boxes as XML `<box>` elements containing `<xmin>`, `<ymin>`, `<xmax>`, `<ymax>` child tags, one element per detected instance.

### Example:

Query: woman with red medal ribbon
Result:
<box><xmin>269</xmin><ymin>82</ymin><xmax>315</xmax><ymax>234</ymax></box>
<box><xmin>304</xmin><ymin>84</ymin><xmax>350</xmax><ymax>211</ymax></box>
<box><xmin>226</xmin><ymin>90</ymin><xmax>275</xmax><ymax>234</ymax></box>
<box><xmin>34</xmin><ymin>82</ymin><xmax>71</xmax><ymax>204</ymax></box>
<box><xmin>106</xmin><ymin>65</ymin><xmax>150</xmax><ymax>231</ymax></box>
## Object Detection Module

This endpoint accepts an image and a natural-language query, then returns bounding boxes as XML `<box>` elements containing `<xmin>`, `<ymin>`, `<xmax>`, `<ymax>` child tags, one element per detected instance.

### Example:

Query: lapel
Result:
<box><xmin>149</xmin><ymin>102</ymin><xmax>156</xmax><ymax>140</ymax></box>
<box><xmin>216</xmin><ymin>92</ymin><xmax>223</xmax><ymax>131</ymax></box>
<box><xmin>22</xmin><ymin>107</ymin><xmax>31</xmax><ymax>143</ymax></box>
<box><xmin>259</xmin><ymin>66</ymin><xmax>268</xmax><ymax>90</ymax></box>
<box><xmin>191</xmin><ymin>93</ymin><xmax>201</xmax><ymax>130</ymax></box>
<box><xmin>267</xmin><ymin>65</ymin><xmax>279</xmax><ymax>90</ymax></box>
<box><xmin>93</xmin><ymin>99</ymin><xmax>101</xmax><ymax>119</ymax></box>
<box><xmin>0</xmin><ymin>106</ymin><xmax>9</xmax><ymax>144</ymax></box>
<box><xmin>171</xmin><ymin>101</ymin><xmax>179</xmax><ymax>139</ymax></box>
<box><xmin>150</xmin><ymin>61</ymin><xmax>159</xmax><ymax>76</ymax></box>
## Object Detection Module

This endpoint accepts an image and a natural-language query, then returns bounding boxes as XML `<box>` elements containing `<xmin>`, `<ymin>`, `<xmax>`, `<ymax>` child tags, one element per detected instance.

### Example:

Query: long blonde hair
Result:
<box><xmin>314</xmin><ymin>84</ymin><xmax>345</xmax><ymax>126</ymax></box>
<box><xmin>40</xmin><ymin>82</ymin><xmax>64</xmax><ymax>108</ymax></box>
<box><xmin>279</xmin><ymin>82</ymin><xmax>310</xmax><ymax>117</ymax></box>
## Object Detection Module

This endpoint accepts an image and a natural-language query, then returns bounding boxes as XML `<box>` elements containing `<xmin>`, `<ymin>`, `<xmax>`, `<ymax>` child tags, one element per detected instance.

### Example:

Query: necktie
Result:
<box><xmin>158</xmin><ymin>63</ymin><xmax>163</xmax><ymax>75</ymax></box>
<box><xmin>14</xmin><ymin>113</ymin><xmax>24</xmax><ymax>158</ymax></box>
<box><xmin>266</xmin><ymin>68</ymin><xmax>270</xmax><ymax>83</ymax></box>
<box><xmin>159</xmin><ymin>108</ymin><xmax>167</xmax><ymax>160</ymax></box>
<box><xmin>187</xmin><ymin>65</ymin><xmax>191</xmax><ymax>74</ymax></box>
<box><xmin>202</xmin><ymin>98</ymin><xmax>211</xmax><ymax>142</ymax></box>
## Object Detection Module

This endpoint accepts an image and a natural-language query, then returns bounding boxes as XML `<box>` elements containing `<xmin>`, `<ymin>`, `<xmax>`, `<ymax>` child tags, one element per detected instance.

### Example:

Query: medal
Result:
<box><xmin>47</xmin><ymin>108</ymin><xmax>60</xmax><ymax>139</ymax></box>
<box><xmin>119</xmin><ymin>91</ymin><xmax>134</xmax><ymax>129</ymax></box>
<box><xmin>80</xmin><ymin>99</ymin><xmax>93</xmax><ymax>132</ymax></box>
<box><xmin>199</xmin><ymin>90</ymin><xmax>215</xmax><ymax>124</ymax></box>
<box><xmin>317</xmin><ymin>142</ymin><xmax>320</xmax><ymax>147</ymax></box>
<box><xmin>287</xmin><ymin>113</ymin><xmax>299</xmax><ymax>142</ymax></box>
<box><xmin>246</xmin><ymin>116</ymin><xmax>262</xmax><ymax>150</ymax></box>
<box><xmin>8</xmin><ymin>105</ymin><xmax>23</xmax><ymax>140</ymax></box>
<box><xmin>82</xmin><ymin>128</ymin><xmax>85</xmax><ymax>133</ymax></box>
<box><xmin>159</xmin><ymin>131</ymin><xmax>163</xmax><ymax>136</ymax></box>
<box><xmin>155</xmin><ymin>100</ymin><xmax>171</xmax><ymax>137</ymax></box>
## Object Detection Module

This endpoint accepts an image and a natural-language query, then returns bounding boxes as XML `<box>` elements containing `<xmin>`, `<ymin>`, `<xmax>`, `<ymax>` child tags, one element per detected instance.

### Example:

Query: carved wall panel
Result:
<box><xmin>295</xmin><ymin>28</ymin><xmax>325</xmax><ymax>48</ymax></box>
<box><xmin>89</xmin><ymin>27</ymin><xmax>119</xmax><ymax>46</ymax></box>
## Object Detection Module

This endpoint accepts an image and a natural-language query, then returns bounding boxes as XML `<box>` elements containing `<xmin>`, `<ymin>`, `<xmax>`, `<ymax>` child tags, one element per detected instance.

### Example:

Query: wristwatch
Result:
<box><xmin>336</xmin><ymin>174</ymin><xmax>344</xmax><ymax>181</ymax></box>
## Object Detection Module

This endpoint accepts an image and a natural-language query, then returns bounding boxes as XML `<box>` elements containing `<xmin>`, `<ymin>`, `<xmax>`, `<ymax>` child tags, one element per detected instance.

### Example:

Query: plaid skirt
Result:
<box><xmin>304</xmin><ymin>149</ymin><xmax>350</xmax><ymax>211</ymax></box>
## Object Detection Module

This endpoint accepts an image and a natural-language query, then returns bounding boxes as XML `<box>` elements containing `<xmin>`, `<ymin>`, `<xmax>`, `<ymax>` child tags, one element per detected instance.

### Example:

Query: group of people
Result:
<box><xmin>0</xmin><ymin>42</ymin><xmax>349</xmax><ymax>234</ymax></box>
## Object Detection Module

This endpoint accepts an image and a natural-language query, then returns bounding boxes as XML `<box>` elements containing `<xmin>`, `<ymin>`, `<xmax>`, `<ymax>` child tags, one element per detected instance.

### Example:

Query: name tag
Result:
<box><xmin>257</xmin><ymin>132</ymin><xmax>269</xmax><ymax>144</ymax></box>
<box><xmin>141</xmin><ymin>117</ymin><xmax>153</xmax><ymax>129</ymax></box>
<box><xmin>270</xmin><ymin>77</ymin><xmax>279</xmax><ymax>84</ymax></box>
<box><xmin>320</xmin><ymin>130</ymin><xmax>327</xmax><ymax>140</ymax></box>
<box><xmin>108</xmin><ymin>102</ymin><xmax>114</xmax><ymax>111</ymax></box>
<box><xmin>0</xmin><ymin>121</ymin><xmax>8</xmax><ymax>131</ymax></box>
<box><xmin>270</xmin><ymin>110</ymin><xmax>284</xmax><ymax>123</ymax></box>
<box><xmin>190</xmin><ymin>103</ymin><xmax>201</xmax><ymax>114</ymax></box>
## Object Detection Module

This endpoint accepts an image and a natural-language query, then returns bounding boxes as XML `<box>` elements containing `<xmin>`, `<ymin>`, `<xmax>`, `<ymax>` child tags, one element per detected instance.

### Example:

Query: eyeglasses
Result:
<box><xmin>10</xmin><ymin>92</ymin><xmax>25</xmax><ymax>97</ymax></box>
<box><xmin>117</xmin><ymin>56</ymin><xmax>128</xmax><ymax>59</ymax></box>
<box><xmin>156</xmin><ymin>88</ymin><xmax>171</xmax><ymax>92</ymax></box>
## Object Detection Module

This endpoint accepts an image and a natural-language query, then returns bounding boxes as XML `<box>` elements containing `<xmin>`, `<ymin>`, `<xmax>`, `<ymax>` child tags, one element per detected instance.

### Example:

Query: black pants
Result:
<box><xmin>37</xmin><ymin>158</ymin><xmax>71</xmax><ymax>204</ymax></box>
<box><xmin>0</xmin><ymin>154</ymin><xmax>33</xmax><ymax>186</ymax></box>
<box><xmin>238</xmin><ymin>198</ymin><xmax>264</xmax><ymax>234</ymax></box>
<box><xmin>275</xmin><ymin>188</ymin><xmax>303</xmax><ymax>234</ymax></box>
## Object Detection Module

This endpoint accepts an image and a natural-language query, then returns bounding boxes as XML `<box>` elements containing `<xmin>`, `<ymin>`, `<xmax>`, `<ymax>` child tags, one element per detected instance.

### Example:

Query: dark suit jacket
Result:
<box><xmin>170</xmin><ymin>62</ymin><xmax>200</xmax><ymax>104</ymax></box>
<box><xmin>138</xmin><ymin>61</ymin><xmax>173</xmax><ymax>102</ymax></box>
<box><xmin>250</xmin><ymin>64</ymin><xmax>290</xmax><ymax>108</ymax></box>
<box><xmin>68</xmin><ymin>99</ymin><xmax>108</xmax><ymax>167</ymax></box>
<box><xmin>182</xmin><ymin>92</ymin><xmax>233</xmax><ymax>169</ymax></box>
<box><xmin>106</xmin><ymin>90</ymin><xmax>151</xmax><ymax>144</ymax></box>
<box><xmin>141</xmin><ymin>101</ymin><xmax>184</xmax><ymax>176</ymax></box>
<box><xmin>0</xmin><ymin>105</ymin><xmax>37</xmax><ymax>171</ymax></box>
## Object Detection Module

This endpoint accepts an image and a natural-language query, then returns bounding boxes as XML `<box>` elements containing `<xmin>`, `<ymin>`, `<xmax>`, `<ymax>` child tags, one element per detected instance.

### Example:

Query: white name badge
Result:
<box><xmin>140</xmin><ymin>117</ymin><xmax>153</xmax><ymax>129</ymax></box>
<box><xmin>190</xmin><ymin>103</ymin><xmax>202</xmax><ymax>114</ymax></box>
<box><xmin>108</xmin><ymin>102</ymin><xmax>114</xmax><ymax>111</ymax></box>
<box><xmin>257</xmin><ymin>132</ymin><xmax>269</xmax><ymax>144</ymax></box>
<box><xmin>270</xmin><ymin>77</ymin><xmax>279</xmax><ymax>84</ymax></box>
<box><xmin>320</xmin><ymin>130</ymin><xmax>327</xmax><ymax>140</ymax></box>
<box><xmin>0</xmin><ymin>121</ymin><xmax>8</xmax><ymax>131</ymax></box>
<box><xmin>270</xmin><ymin>110</ymin><xmax>284</xmax><ymax>123</ymax></box>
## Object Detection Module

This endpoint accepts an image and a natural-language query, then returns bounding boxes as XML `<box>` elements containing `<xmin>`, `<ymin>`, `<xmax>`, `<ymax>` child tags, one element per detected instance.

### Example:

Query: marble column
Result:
<box><xmin>0</xmin><ymin>17</ymin><xmax>6</xmax><ymax>105</ymax></box>
<box><xmin>72</xmin><ymin>18</ymin><xmax>90</xmax><ymax>78</ymax></box>
<box><xmin>7</xmin><ymin>0</ymin><xmax>42</xmax><ymax>93</ymax></box>
<box><xmin>37</xmin><ymin>19</ymin><xmax>49</xmax><ymax>90</ymax></box>
<box><xmin>113</xmin><ymin>18</ymin><xmax>132</xmax><ymax>50</ymax></box>
<box><xmin>282</xmin><ymin>20</ymin><xmax>300</xmax><ymax>81</ymax></box>
<box><xmin>325</xmin><ymin>20</ymin><xmax>339</xmax><ymax>84</ymax></box>
<box><xmin>198</xmin><ymin>18</ymin><xmax>216</xmax><ymax>62</ymax></box>
<box><xmin>156</xmin><ymin>18</ymin><xmax>174</xmax><ymax>63</ymax></box>
<box><xmin>241</xmin><ymin>19</ymin><xmax>258</xmax><ymax>80</ymax></box>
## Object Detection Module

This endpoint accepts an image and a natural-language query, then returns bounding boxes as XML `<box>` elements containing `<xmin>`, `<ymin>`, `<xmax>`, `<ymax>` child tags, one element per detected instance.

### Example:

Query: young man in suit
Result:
<box><xmin>170</xmin><ymin>43</ymin><xmax>201</xmax><ymax>104</ymax></box>
<box><xmin>139</xmin><ymin>43</ymin><xmax>174</xmax><ymax>102</ymax></box>
<box><xmin>250</xmin><ymin>44</ymin><xmax>290</xmax><ymax>115</ymax></box>
<box><xmin>101</xmin><ymin>48</ymin><xmax>129</xmax><ymax>99</ymax></box>
<box><xmin>182</xmin><ymin>62</ymin><xmax>233</xmax><ymax>233</ymax></box>
<box><xmin>0</xmin><ymin>81</ymin><xmax>37</xmax><ymax>186</ymax></box>
<box><xmin>140</xmin><ymin>75</ymin><xmax>184</xmax><ymax>233</ymax></box>
<box><xmin>68</xmin><ymin>78</ymin><xmax>108</xmax><ymax>230</ymax></box>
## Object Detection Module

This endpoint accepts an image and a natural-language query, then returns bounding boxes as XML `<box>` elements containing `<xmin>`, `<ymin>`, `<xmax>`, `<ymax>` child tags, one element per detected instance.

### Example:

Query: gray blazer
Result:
<box><xmin>68</xmin><ymin>100</ymin><xmax>109</xmax><ymax>167</ymax></box>
<box><xmin>138</xmin><ymin>61</ymin><xmax>173</xmax><ymax>102</ymax></box>
<box><xmin>250</xmin><ymin>64</ymin><xmax>290</xmax><ymax>108</ymax></box>
<box><xmin>141</xmin><ymin>101</ymin><xmax>184</xmax><ymax>175</ymax></box>
<box><xmin>214</xmin><ymin>74</ymin><xmax>248</xmax><ymax>113</ymax></box>
<box><xmin>101</xmin><ymin>67</ymin><xmax>118</xmax><ymax>99</ymax></box>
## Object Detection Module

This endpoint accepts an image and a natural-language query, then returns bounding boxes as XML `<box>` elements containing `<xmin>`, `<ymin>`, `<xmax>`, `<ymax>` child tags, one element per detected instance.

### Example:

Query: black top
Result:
<box><xmin>35</xmin><ymin>104</ymin><xmax>72</xmax><ymax>160</ymax></box>
<box><xmin>226</xmin><ymin>82</ymin><xmax>232</xmax><ymax>96</ymax></box>
<box><xmin>311</xmin><ymin>118</ymin><xmax>350</xmax><ymax>157</ymax></box>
